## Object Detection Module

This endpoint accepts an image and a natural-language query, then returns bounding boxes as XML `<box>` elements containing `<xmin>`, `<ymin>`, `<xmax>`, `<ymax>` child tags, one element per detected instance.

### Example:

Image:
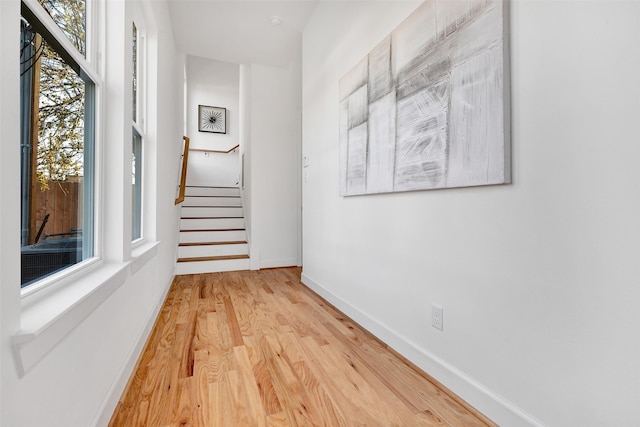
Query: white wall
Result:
<box><xmin>186</xmin><ymin>55</ymin><xmax>240</xmax><ymax>187</ymax></box>
<box><xmin>0</xmin><ymin>1</ymin><xmax>184</xmax><ymax>426</ymax></box>
<box><xmin>302</xmin><ymin>1</ymin><xmax>640</xmax><ymax>426</ymax></box>
<box><xmin>244</xmin><ymin>63</ymin><xmax>301</xmax><ymax>269</ymax></box>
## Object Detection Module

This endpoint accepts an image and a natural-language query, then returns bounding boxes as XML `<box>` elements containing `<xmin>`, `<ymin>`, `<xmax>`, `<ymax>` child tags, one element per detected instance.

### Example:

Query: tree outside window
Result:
<box><xmin>20</xmin><ymin>0</ymin><xmax>94</xmax><ymax>287</ymax></box>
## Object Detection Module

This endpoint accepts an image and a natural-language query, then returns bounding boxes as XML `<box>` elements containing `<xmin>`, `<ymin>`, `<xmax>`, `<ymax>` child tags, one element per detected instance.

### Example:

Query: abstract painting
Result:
<box><xmin>339</xmin><ymin>0</ymin><xmax>510</xmax><ymax>196</ymax></box>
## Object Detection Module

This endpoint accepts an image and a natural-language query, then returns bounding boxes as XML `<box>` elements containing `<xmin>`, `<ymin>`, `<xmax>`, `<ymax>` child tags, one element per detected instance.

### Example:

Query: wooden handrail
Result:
<box><xmin>190</xmin><ymin>144</ymin><xmax>239</xmax><ymax>154</ymax></box>
<box><xmin>174</xmin><ymin>136</ymin><xmax>190</xmax><ymax>205</ymax></box>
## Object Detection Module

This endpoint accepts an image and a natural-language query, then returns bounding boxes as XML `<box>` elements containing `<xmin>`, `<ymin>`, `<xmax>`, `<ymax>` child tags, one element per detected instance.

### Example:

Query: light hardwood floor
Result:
<box><xmin>109</xmin><ymin>268</ymin><xmax>495</xmax><ymax>426</ymax></box>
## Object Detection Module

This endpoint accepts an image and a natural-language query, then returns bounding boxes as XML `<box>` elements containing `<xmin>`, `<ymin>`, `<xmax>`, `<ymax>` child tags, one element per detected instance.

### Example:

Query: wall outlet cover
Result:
<box><xmin>432</xmin><ymin>304</ymin><xmax>443</xmax><ymax>331</ymax></box>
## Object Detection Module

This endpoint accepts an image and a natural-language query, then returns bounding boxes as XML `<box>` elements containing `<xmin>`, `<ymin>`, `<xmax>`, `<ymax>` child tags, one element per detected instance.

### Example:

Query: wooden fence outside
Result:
<box><xmin>29</xmin><ymin>178</ymin><xmax>83</xmax><ymax>244</ymax></box>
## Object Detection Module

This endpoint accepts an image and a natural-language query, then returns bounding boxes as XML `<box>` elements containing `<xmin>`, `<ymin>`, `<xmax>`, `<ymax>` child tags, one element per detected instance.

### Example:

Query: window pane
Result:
<box><xmin>132</xmin><ymin>22</ymin><xmax>137</xmax><ymax>122</ymax></box>
<box><xmin>36</xmin><ymin>0</ymin><xmax>86</xmax><ymax>56</ymax></box>
<box><xmin>20</xmin><ymin>17</ymin><xmax>94</xmax><ymax>288</ymax></box>
<box><xmin>132</xmin><ymin>131</ymin><xmax>142</xmax><ymax>240</ymax></box>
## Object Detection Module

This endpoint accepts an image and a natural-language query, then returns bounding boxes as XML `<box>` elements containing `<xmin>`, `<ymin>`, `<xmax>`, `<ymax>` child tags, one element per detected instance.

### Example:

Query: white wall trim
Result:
<box><xmin>249</xmin><ymin>249</ymin><xmax>260</xmax><ymax>271</ymax></box>
<box><xmin>14</xmin><ymin>263</ymin><xmax>129</xmax><ymax>376</ymax></box>
<box><xmin>90</xmin><ymin>273</ymin><xmax>175</xmax><ymax>427</ymax></box>
<box><xmin>260</xmin><ymin>258</ymin><xmax>298</xmax><ymax>270</ymax></box>
<box><xmin>300</xmin><ymin>272</ymin><xmax>545</xmax><ymax>427</ymax></box>
<box><xmin>13</xmin><ymin>242</ymin><xmax>160</xmax><ymax>377</ymax></box>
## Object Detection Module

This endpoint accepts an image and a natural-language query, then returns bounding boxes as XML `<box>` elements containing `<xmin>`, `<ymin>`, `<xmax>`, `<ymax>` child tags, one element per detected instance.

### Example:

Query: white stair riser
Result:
<box><xmin>181</xmin><ymin>207</ymin><xmax>243</xmax><ymax>218</ymax></box>
<box><xmin>176</xmin><ymin>258</ymin><xmax>250</xmax><ymax>275</ymax></box>
<box><xmin>179</xmin><ymin>229</ymin><xmax>246</xmax><ymax>243</ymax></box>
<box><xmin>180</xmin><ymin>218</ymin><xmax>245</xmax><ymax>230</ymax></box>
<box><xmin>177</xmin><ymin>186</ymin><xmax>249</xmax><ymax>274</ymax></box>
<box><xmin>178</xmin><ymin>243</ymin><xmax>249</xmax><ymax>258</ymax></box>
<box><xmin>183</xmin><ymin>196</ymin><xmax>242</xmax><ymax>207</ymax></box>
<box><xmin>185</xmin><ymin>187</ymin><xmax>240</xmax><ymax>197</ymax></box>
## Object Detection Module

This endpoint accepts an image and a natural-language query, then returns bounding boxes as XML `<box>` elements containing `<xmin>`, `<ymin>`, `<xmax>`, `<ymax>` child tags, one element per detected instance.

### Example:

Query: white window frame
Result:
<box><xmin>131</xmin><ymin>11</ymin><xmax>146</xmax><ymax>245</ymax></box>
<box><xmin>19</xmin><ymin>0</ymin><xmax>101</xmax><ymax>297</ymax></box>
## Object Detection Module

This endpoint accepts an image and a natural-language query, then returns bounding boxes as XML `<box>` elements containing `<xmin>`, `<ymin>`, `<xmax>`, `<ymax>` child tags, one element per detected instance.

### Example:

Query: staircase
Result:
<box><xmin>176</xmin><ymin>186</ymin><xmax>250</xmax><ymax>275</ymax></box>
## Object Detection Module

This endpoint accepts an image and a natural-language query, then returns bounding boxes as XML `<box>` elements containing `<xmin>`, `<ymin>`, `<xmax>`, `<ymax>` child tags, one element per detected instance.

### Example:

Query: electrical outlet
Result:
<box><xmin>432</xmin><ymin>304</ymin><xmax>443</xmax><ymax>331</ymax></box>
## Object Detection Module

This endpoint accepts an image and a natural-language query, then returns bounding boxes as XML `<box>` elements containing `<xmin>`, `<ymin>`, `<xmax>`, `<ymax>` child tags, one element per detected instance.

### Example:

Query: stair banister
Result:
<box><xmin>189</xmin><ymin>144</ymin><xmax>239</xmax><ymax>154</ymax></box>
<box><xmin>174</xmin><ymin>136</ymin><xmax>190</xmax><ymax>205</ymax></box>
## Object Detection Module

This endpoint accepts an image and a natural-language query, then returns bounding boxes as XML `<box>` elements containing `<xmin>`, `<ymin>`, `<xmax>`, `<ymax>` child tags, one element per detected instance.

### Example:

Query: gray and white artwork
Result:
<box><xmin>339</xmin><ymin>0</ymin><xmax>510</xmax><ymax>196</ymax></box>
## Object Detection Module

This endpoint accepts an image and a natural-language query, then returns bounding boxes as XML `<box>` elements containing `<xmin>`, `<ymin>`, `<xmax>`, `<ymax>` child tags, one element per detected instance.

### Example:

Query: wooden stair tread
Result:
<box><xmin>179</xmin><ymin>241</ymin><xmax>247</xmax><ymax>247</ymax></box>
<box><xmin>182</xmin><ymin>205</ymin><xmax>242</xmax><ymax>208</ymax></box>
<box><xmin>184</xmin><ymin>195</ymin><xmax>241</xmax><ymax>198</ymax></box>
<box><xmin>181</xmin><ymin>216</ymin><xmax>243</xmax><ymax>220</ymax></box>
<box><xmin>177</xmin><ymin>254</ymin><xmax>250</xmax><ymax>263</ymax></box>
<box><xmin>185</xmin><ymin>185</ymin><xmax>239</xmax><ymax>189</ymax></box>
<box><xmin>180</xmin><ymin>228</ymin><xmax>245</xmax><ymax>232</ymax></box>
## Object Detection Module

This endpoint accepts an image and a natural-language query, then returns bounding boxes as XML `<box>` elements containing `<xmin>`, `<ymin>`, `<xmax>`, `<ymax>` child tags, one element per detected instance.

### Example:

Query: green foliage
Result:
<box><xmin>37</xmin><ymin>39</ymin><xmax>85</xmax><ymax>188</ymax></box>
<box><xmin>37</xmin><ymin>0</ymin><xmax>85</xmax><ymax>54</ymax></box>
<box><xmin>32</xmin><ymin>0</ymin><xmax>86</xmax><ymax>189</ymax></box>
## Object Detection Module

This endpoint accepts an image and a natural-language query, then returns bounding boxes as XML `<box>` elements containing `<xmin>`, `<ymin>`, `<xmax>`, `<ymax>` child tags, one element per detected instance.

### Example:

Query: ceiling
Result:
<box><xmin>167</xmin><ymin>0</ymin><xmax>319</xmax><ymax>67</ymax></box>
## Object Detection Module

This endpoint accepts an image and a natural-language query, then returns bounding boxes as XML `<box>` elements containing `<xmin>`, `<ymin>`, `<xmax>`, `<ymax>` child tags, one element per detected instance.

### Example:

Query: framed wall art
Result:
<box><xmin>198</xmin><ymin>105</ymin><xmax>226</xmax><ymax>134</ymax></box>
<box><xmin>339</xmin><ymin>0</ymin><xmax>511</xmax><ymax>196</ymax></box>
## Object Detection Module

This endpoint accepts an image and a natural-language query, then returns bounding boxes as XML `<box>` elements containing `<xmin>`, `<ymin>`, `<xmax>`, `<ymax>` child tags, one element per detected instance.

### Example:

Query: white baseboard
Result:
<box><xmin>300</xmin><ymin>272</ymin><xmax>545</xmax><ymax>427</ymax></box>
<box><xmin>260</xmin><ymin>257</ymin><xmax>298</xmax><ymax>270</ymax></box>
<box><xmin>91</xmin><ymin>274</ymin><xmax>174</xmax><ymax>427</ymax></box>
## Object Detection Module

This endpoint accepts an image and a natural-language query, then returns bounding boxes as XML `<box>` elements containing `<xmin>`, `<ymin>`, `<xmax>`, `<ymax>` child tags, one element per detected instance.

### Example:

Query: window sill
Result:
<box><xmin>13</xmin><ymin>241</ymin><xmax>160</xmax><ymax>377</ymax></box>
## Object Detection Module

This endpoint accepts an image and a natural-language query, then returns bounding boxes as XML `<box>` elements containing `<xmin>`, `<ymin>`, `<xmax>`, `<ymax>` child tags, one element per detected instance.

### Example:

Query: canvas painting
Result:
<box><xmin>339</xmin><ymin>0</ymin><xmax>510</xmax><ymax>196</ymax></box>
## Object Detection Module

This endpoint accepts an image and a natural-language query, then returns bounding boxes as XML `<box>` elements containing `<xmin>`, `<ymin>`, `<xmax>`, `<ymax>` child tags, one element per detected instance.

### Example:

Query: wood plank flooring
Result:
<box><xmin>109</xmin><ymin>268</ymin><xmax>495</xmax><ymax>427</ymax></box>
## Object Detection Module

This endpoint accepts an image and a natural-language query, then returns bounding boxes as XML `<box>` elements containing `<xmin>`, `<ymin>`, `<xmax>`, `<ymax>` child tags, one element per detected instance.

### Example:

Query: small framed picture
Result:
<box><xmin>198</xmin><ymin>105</ymin><xmax>226</xmax><ymax>134</ymax></box>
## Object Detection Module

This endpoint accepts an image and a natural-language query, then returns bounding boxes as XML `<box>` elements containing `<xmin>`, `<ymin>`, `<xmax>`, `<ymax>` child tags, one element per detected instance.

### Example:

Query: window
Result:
<box><xmin>132</xmin><ymin>130</ymin><xmax>142</xmax><ymax>240</ymax></box>
<box><xmin>131</xmin><ymin>20</ymin><xmax>143</xmax><ymax>241</ymax></box>
<box><xmin>36</xmin><ymin>0</ymin><xmax>86</xmax><ymax>56</ymax></box>
<box><xmin>132</xmin><ymin>22</ymin><xmax>138</xmax><ymax>122</ymax></box>
<box><xmin>20</xmin><ymin>0</ymin><xmax>95</xmax><ymax>288</ymax></box>
<box><xmin>11</xmin><ymin>0</ymin><xmax>167</xmax><ymax>378</ymax></box>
